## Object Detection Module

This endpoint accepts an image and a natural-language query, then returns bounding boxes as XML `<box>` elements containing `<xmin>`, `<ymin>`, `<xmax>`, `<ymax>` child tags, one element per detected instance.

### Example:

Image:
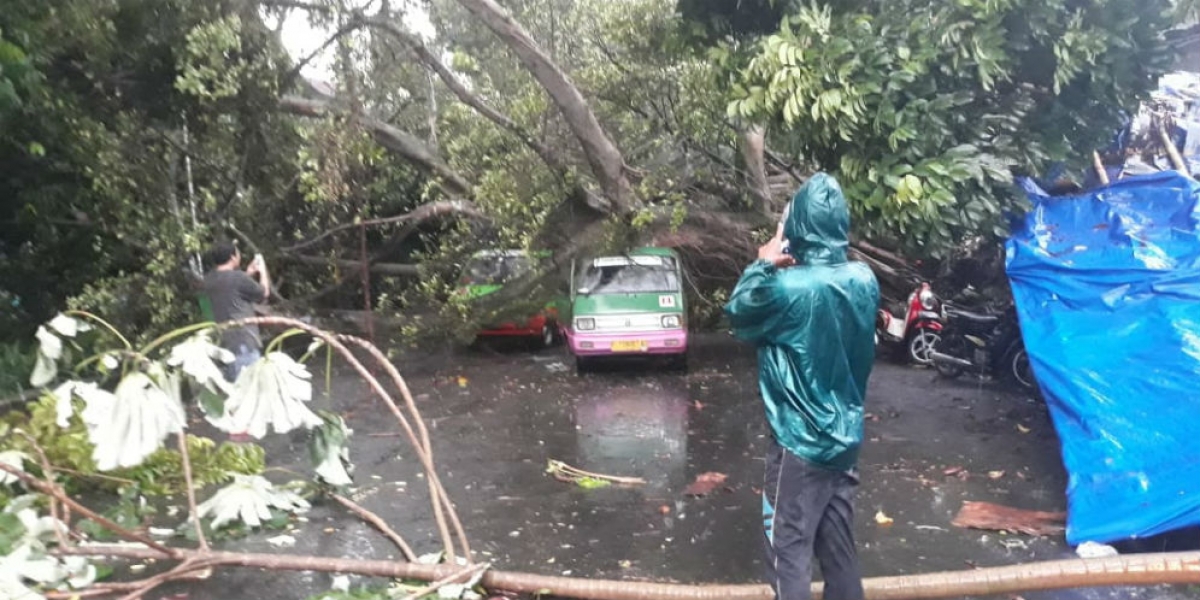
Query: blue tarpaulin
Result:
<box><xmin>1006</xmin><ymin>171</ymin><xmax>1200</xmax><ymax>544</ymax></box>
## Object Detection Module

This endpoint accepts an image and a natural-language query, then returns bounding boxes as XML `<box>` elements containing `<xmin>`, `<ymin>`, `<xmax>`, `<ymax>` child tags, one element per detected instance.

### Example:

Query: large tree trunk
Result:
<box><xmin>740</xmin><ymin>125</ymin><xmax>775</xmax><ymax>218</ymax></box>
<box><xmin>361</xmin><ymin>16</ymin><xmax>605</xmax><ymax>211</ymax></box>
<box><xmin>455</xmin><ymin>0</ymin><xmax>635</xmax><ymax>214</ymax></box>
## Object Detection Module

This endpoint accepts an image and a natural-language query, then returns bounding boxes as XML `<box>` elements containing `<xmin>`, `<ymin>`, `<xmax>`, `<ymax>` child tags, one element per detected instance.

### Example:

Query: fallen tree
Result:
<box><xmin>6</xmin><ymin>313</ymin><xmax>1200</xmax><ymax>600</ymax></box>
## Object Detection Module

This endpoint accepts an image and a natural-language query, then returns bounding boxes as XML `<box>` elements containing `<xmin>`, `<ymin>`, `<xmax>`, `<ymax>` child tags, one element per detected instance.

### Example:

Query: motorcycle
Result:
<box><xmin>876</xmin><ymin>282</ymin><xmax>944</xmax><ymax>365</ymax></box>
<box><xmin>930</xmin><ymin>304</ymin><xmax>1037</xmax><ymax>391</ymax></box>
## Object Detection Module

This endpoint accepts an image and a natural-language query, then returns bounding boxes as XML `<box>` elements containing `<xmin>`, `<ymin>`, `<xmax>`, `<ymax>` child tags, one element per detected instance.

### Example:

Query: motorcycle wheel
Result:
<box><xmin>1006</xmin><ymin>346</ymin><xmax>1037</xmax><ymax>390</ymax></box>
<box><xmin>933</xmin><ymin>336</ymin><xmax>965</xmax><ymax>379</ymax></box>
<box><xmin>907</xmin><ymin>329</ymin><xmax>941</xmax><ymax>365</ymax></box>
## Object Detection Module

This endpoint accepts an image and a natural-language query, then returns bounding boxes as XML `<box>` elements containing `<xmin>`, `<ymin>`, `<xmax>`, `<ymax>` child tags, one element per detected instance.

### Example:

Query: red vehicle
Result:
<box><xmin>457</xmin><ymin>250</ymin><xmax>562</xmax><ymax>348</ymax></box>
<box><xmin>876</xmin><ymin>282</ymin><xmax>943</xmax><ymax>364</ymax></box>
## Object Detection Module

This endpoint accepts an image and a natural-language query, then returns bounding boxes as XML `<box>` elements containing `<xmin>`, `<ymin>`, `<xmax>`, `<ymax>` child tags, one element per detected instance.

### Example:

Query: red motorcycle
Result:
<box><xmin>876</xmin><ymin>282</ymin><xmax>944</xmax><ymax>365</ymax></box>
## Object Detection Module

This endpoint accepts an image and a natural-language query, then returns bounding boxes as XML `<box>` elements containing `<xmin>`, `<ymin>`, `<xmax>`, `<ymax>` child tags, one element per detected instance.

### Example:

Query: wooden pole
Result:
<box><xmin>360</xmin><ymin>222</ymin><xmax>375</xmax><ymax>342</ymax></box>
<box><xmin>1092</xmin><ymin>151</ymin><xmax>1110</xmax><ymax>186</ymax></box>
<box><xmin>1157</xmin><ymin>123</ymin><xmax>1188</xmax><ymax>172</ymax></box>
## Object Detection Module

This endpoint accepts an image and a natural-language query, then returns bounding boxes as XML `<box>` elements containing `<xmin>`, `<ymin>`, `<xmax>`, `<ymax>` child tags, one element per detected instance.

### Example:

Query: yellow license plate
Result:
<box><xmin>611</xmin><ymin>340</ymin><xmax>648</xmax><ymax>353</ymax></box>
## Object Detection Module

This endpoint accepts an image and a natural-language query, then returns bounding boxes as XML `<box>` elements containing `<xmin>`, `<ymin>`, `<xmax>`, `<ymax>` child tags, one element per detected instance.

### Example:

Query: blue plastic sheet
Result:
<box><xmin>1006</xmin><ymin>171</ymin><xmax>1200</xmax><ymax>544</ymax></box>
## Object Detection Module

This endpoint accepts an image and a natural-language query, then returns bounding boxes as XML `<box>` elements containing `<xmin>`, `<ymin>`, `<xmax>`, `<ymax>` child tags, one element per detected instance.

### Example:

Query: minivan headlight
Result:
<box><xmin>575</xmin><ymin>317</ymin><xmax>595</xmax><ymax>331</ymax></box>
<box><xmin>661</xmin><ymin>315</ymin><xmax>682</xmax><ymax>329</ymax></box>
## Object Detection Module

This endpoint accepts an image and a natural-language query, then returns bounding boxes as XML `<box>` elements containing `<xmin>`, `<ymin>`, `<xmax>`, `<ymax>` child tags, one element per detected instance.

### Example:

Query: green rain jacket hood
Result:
<box><xmin>725</xmin><ymin>174</ymin><xmax>879</xmax><ymax>470</ymax></box>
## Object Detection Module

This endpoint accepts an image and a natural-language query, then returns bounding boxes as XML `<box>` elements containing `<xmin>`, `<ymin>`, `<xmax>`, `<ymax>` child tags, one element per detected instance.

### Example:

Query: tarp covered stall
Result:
<box><xmin>1006</xmin><ymin>170</ymin><xmax>1200</xmax><ymax>544</ymax></box>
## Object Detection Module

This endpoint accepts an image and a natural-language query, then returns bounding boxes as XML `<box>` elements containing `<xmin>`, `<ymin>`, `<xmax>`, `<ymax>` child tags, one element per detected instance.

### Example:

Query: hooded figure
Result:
<box><xmin>725</xmin><ymin>173</ymin><xmax>878</xmax><ymax>600</ymax></box>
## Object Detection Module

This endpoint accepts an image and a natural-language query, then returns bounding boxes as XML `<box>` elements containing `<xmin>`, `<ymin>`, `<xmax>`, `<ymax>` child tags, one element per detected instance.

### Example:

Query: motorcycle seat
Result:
<box><xmin>949</xmin><ymin>309</ymin><xmax>1000</xmax><ymax>324</ymax></box>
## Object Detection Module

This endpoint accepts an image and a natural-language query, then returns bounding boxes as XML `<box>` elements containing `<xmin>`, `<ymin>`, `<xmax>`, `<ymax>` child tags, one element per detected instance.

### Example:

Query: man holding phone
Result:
<box><xmin>202</xmin><ymin>240</ymin><xmax>271</xmax><ymax>381</ymax></box>
<box><xmin>725</xmin><ymin>174</ymin><xmax>879</xmax><ymax>600</ymax></box>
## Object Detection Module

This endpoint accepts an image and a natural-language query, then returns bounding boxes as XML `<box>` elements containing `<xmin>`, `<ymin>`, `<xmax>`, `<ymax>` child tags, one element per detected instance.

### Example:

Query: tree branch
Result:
<box><xmin>359</xmin><ymin>16</ymin><xmax>609</xmax><ymax>210</ymax></box>
<box><xmin>281</xmin><ymin>199</ymin><xmax>482</xmax><ymax>252</ymax></box>
<box><xmin>399</xmin><ymin>562</ymin><xmax>490</xmax><ymax>600</ymax></box>
<box><xmin>175</xmin><ymin>433</ymin><xmax>208</xmax><ymax>552</ymax></box>
<box><xmin>330</xmin><ymin>493</ymin><xmax>417</xmax><ymax>561</ymax></box>
<box><xmin>285</xmin><ymin>23</ymin><xmax>363</xmax><ymax>83</ymax></box>
<box><xmin>228</xmin><ymin>316</ymin><xmax>464</xmax><ymax>560</ymax></box>
<box><xmin>54</xmin><ymin>544</ymin><xmax>1200</xmax><ymax>600</ymax></box>
<box><xmin>454</xmin><ymin>0</ymin><xmax>635</xmax><ymax>213</ymax></box>
<box><xmin>261</xmin><ymin>0</ymin><xmax>333</xmax><ymax>11</ymax></box>
<box><xmin>285</xmin><ymin>255</ymin><xmax>421</xmax><ymax>276</ymax></box>
<box><xmin>0</xmin><ymin>464</ymin><xmax>177</xmax><ymax>557</ymax></box>
<box><xmin>278</xmin><ymin>95</ymin><xmax>474</xmax><ymax>197</ymax></box>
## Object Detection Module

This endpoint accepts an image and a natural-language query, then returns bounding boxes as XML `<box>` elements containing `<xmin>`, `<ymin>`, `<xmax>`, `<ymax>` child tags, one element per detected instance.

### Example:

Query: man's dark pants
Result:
<box><xmin>762</xmin><ymin>437</ymin><xmax>864</xmax><ymax>600</ymax></box>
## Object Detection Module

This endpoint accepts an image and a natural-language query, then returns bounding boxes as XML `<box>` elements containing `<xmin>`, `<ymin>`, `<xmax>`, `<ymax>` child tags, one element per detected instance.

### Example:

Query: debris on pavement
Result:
<box><xmin>942</xmin><ymin>466</ymin><xmax>970</xmax><ymax>480</ymax></box>
<box><xmin>267</xmin><ymin>534</ymin><xmax>297</xmax><ymax>548</ymax></box>
<box><xmin>874</xmin><ymin>510</ymin><xmax>895</xmax><ymax>526</ymax></box>
<box><xmin>1076</xmin><ymin>541</ymin><xmax>1120</xmax><ymax>558</ymax></box>
<box><xmin>683</xmin><ymin>472</ymin><xmax>728</xmax><ymax>496</ymax></box>
<box><xmin>951</xmin><ymin>501</ymin><xmax>1066</xmax><ymax>536</ymax></box>
<box><xmin>546</xmin><ymin>459</ymin><xmax>646</xmax><ymax>487</ymax></box>
<box><xmin>987</xmin><ymin>470</ymin><xmax>1006</xmax><ymax>480</ymax></box>
<box><xmin>330</xmin><ymin>575</ymin><xmax>350</xmax><ymax>592</ymax></box>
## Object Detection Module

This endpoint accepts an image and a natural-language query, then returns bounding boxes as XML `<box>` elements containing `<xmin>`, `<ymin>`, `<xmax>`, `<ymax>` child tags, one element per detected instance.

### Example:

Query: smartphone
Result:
<box><xmin>779</xmin><ymin>202</ymin><xmax>791</xmax><ymax>254</ymax></box>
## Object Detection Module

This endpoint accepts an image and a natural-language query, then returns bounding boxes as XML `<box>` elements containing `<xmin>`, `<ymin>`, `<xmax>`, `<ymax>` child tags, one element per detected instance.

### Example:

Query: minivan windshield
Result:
<box><xmin>462</xmin><ymin>254</ymin><xmax>532</xmax><ymax>285</ymax></box>
<box><xmin>577</xmin><ymin>256</ymin><xmax>679</xmax><ymax>294</ymax></box>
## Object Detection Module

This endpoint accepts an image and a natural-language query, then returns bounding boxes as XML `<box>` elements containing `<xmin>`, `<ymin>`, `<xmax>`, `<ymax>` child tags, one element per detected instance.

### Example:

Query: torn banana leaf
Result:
<box><xmin>222</xmin><ymin>352</ymin><xmax>321</xmax><ymax>438</ymax></box>
<box><xmin>84</xmin><ymin>371</ymin><xmax>187</xmax><ymax>471</ymax></box>
<box><xmin>197</xmin><ymin>475</ymin><xmax>310</xmax><ymax>530</ymax></box>
<box><xmin>166</xmin><ymin>330</ymin><xmax>233</xmax><ymax>395</ymax></box>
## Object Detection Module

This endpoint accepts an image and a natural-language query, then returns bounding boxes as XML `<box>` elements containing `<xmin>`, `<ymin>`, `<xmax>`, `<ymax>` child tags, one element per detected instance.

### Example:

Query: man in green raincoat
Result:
<box><xmin>725</xmin><ymin>173</ymin><xmax>879</xmax><ymax>600</ymax></box>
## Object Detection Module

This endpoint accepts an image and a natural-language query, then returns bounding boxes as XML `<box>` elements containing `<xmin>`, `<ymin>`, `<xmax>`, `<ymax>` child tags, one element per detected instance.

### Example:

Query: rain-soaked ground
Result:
<box><xmin>152</xmin><ymin>333</ymin><xmax>1194</xmax><ymax>600</ymax></box>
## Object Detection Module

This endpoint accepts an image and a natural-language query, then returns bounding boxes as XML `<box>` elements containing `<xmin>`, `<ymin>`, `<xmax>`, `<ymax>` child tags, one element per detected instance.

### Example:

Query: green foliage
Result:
<box><xmin>0</xmin><ymin>512</ymin><xmax>26</xmax><ymax>554</ymax></box>
<box><xmin>76</xmin><ymin>485</ymin><xmax>157</xmax><ymax>542</ymax></box>
<box><xmin>0</xmin><ymin>342</ymin><xmax>34</xmax><ymax>398</ymax></box>
<box><xmin>175</xmin><ymin>14</ymin><xmax>247</xmax><ymax>100</ymax></box>
<box><xmin>2</xmin><ymin>395</ymin><xmax>265</xmax><ymax>496</ymax></box>
<box><xmin>724</xmin><ymin>0</ymin><xmax>1174</xmax><ymax>256</ymax></box>
<box><xmin>0</xmin><ymin>0</ymin><xmax>309</xmax><ymax>341</ymax></box>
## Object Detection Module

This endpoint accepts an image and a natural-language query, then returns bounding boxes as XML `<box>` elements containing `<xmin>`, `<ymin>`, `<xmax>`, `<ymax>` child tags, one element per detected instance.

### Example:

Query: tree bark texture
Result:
<box><xmin>59</xmin><ymin>546</ymin><xmax>1200</xmax><ymax>600</ymax></box>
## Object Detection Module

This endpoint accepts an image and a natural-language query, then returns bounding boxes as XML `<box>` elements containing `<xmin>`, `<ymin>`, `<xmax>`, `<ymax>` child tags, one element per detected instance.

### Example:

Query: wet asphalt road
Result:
<box><xmin>154</xmin><ymin>333</ymin><xmax>1192</xmax><ymax>600</ymax></box>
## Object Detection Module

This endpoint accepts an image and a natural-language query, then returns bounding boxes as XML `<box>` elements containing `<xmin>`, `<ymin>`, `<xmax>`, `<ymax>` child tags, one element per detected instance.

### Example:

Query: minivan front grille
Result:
<box><xmin>593</xmin><ymin>313</ymin><xmax>675</xmax><ymax>332</ymax></box>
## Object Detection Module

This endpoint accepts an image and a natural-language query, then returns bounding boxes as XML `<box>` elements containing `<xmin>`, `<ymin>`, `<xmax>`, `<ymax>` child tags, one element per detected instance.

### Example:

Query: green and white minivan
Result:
<box><xmin>566</xmin><ymin>247</ymin><xmax>687</xmax><ymax>370</ymax></box>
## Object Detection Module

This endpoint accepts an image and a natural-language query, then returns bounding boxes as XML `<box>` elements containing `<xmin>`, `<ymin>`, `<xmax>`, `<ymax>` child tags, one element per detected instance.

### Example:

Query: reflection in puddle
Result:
<box><xmin>574</xmin><ymin>380</ymin><xmax>690</xmax><ymax>493</ymax></box>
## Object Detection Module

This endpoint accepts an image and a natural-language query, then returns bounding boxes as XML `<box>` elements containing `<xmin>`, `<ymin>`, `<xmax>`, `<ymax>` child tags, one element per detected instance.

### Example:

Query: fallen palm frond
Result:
<box><xmin>546</xmin><ymin>459</ymin><xmax>646</xmax><ymax>487</ymax></box>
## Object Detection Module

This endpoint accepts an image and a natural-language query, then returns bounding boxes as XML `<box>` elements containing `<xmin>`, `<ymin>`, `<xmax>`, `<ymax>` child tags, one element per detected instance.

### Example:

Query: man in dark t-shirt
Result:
<box><xmin>202</xmin><ymin>241</ymin><xmax>271</xmax><ymax>381</ymax></box>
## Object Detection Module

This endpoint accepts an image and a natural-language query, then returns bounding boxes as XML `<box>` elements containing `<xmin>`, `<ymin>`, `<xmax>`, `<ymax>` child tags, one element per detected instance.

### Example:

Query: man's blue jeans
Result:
<box><xmin>224</xmin><ymin>344</ymin><xmax>261</xmax><ymax>383</ymax></box>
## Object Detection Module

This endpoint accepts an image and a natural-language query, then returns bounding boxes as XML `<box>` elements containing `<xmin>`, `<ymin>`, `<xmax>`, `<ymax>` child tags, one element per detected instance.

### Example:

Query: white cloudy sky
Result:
<box><xmin>273</xmin><ymin>1</ymin><xmax>436</xmax><ymax>79</ymax></box>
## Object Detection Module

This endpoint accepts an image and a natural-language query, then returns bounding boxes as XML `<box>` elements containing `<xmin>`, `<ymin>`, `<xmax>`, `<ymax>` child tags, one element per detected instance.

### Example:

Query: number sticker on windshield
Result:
<box><xmin>659</xmin><ymin>295</ymin><xmax>676</xmax><ymax>308</ymax></box>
